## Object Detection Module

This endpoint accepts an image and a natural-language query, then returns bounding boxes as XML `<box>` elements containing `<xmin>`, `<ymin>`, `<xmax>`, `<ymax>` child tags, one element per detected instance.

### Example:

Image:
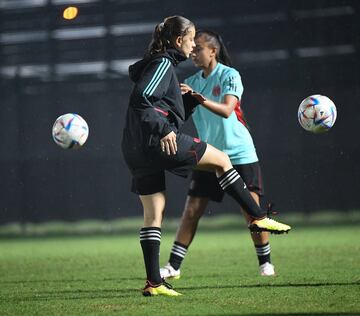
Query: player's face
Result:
<box><xmin>176</xmin><ymin>27</ymin><xmax>196</xmax><ymax>58</ymax></box>
<box><xmin>191</xmin><ymin>36</ymin><xmax>215</xmax><ymax>69</ymax></box>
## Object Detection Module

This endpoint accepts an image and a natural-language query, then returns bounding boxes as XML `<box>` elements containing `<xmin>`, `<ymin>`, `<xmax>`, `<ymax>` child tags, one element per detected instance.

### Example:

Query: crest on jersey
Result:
<box><xmin>212</xmin><ymin>85</ymin><xmax>221</xmax><ymax>97</ymax></box>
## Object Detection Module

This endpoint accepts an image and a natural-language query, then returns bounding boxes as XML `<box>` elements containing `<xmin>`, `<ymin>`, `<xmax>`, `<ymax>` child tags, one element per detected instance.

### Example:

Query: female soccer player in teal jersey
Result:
<box><xmin>161</xmin><ymin>30</ymin><xmax>278</xmax><ymax>280</ymax></box>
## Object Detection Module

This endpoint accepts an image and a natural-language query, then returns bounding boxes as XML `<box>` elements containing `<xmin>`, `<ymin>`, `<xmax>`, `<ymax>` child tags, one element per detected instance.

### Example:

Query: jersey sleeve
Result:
<box><xmin>133</xmin><ymin>57</ymin><xmax>176</xmax><ymax>137</ymax></box>
<box><xmin>222</xmin><ymin>68</ymin><xmax>244</xmax><ymax>100</ymax></box>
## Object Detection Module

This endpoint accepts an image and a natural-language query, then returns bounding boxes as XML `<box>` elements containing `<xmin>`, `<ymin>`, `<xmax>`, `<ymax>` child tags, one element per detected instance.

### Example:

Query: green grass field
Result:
<box><xmin>0</xmin><ymin>216</ymin><xmax>359</xmax><ymax>315</ymax></box>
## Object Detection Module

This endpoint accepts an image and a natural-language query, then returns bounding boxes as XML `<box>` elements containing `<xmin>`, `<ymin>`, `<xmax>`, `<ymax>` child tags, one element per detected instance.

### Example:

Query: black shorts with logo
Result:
<box><xmin>122</xmin><ymin>132</ymin><xmax>207</xmax><ymax>195</ymax></box>
<box><xmin>188</xmin><ymin>162</ymin><xmax>264</xmax><ymax>202</ymax></box>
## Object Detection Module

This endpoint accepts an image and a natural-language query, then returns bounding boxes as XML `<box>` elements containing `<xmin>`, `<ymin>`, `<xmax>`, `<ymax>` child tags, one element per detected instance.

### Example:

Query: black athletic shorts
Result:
<box><xmin>188</xmin><ymin>162</ymin><xmax>264</xmax><ymax>202</ymax></box>
<box><xmin>122</xmin><ymin>132</ymin><xmax>207</xmax><ymax>195</ymax></box>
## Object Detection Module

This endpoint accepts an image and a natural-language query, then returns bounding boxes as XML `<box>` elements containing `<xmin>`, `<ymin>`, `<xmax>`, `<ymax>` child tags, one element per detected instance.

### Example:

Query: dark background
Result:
<box><xmin>1</xmin><ymin>0</ymin><xmax>359</xmax><ymax>224</ymax></box>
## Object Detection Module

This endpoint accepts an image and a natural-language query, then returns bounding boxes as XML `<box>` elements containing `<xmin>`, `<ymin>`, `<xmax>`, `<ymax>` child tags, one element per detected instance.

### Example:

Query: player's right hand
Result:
<box><xmin>160</xmin><ymin>131</ymin><xmax>177</xmax><ymax>155</ymax></box>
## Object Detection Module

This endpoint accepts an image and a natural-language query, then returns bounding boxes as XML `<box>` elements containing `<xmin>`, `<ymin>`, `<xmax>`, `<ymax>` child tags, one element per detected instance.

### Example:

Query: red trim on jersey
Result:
<box><xmin>154</xmin><ymin>107</ymin><xmax>169</xmax><ymax>116</ymax></box>
<box><xmin>234</xmin><ymin>100</ymin><xmax>246</xmax><ymax>126</ymax></box>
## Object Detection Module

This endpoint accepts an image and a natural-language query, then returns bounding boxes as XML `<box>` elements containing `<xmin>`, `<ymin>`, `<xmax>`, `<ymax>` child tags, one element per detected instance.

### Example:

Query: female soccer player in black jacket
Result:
<box><xmin>121</xmin><ymin>16</ymin><xmax>291</xmax><ymax>297</ymax></box>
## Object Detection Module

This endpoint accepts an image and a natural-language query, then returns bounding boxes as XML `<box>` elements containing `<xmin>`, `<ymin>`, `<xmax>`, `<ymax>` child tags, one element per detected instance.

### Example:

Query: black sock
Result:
<box><xmin>218</xmin><ymin>168</ymin><xmax>265</xmax><ymax>219</ymax></box>
<box><xmin>255</xmin><ymin>242</ymin><xmax>271</xmax><ymax>265</ymax></box>
<box><xmin>169</xmin><ymin>241</ymin><xmax>188</xmax><ymax>270</ymax></box>
<box><xmin>140</xmin><ymin>227</ymin><xmax>162</xmax><ymax>285</ymax></box>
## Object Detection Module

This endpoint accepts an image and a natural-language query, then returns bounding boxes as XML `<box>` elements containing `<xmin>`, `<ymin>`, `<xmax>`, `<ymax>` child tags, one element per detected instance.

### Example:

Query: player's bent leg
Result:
<box><xmin>176</xmin><ymin>196</ymin><xmax>209</xmax><ymax>246</ymax></box>
<box><xmin>161</xmin><ymin>196</ymin><xmax>209</xmax><ymax>280</ymax></box>
<box><xmin>197</xmin><ymin>143</ymin><xmax>232</xmax><ymax>176</ymax></box>
<box><xmin>198</xmin><ymin>145</ymin><xmax>264</xmax><ymax>218</ymax></box>
<box><xmin>199</xmin><ymin>145</ymin><xmax>291</xmax><ymax>233</ymax></box>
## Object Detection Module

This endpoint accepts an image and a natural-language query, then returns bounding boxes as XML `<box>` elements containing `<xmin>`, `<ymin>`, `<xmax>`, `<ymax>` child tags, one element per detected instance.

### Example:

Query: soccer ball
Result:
<box><xmin>298</xmin><ymin>95</ymin><xmax>337</xmax><ymax>134</ymax></box>
<box><xmin>52</xmin><ymin>113</ymin><xmax>89</xmax><ymax>149</ymax></box>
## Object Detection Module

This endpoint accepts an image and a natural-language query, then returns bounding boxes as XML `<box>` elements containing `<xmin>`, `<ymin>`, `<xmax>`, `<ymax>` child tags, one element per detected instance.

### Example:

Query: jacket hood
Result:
<box><xmin>129</xmin><ymin>49</ymin><xmax>187</xmax><ymax>83</ymax></box>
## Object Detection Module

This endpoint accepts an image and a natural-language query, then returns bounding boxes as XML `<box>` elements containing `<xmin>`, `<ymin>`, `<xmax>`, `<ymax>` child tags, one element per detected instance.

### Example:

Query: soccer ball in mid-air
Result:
<box><xmin>298</xmin><ymin>95</ymin><xmax>337</xmax><ymax>134</ymax></box>
<box><xmin>52</xmin><ymin>113</ymin><xmax>89</xmax><ymax>149</ymax></box>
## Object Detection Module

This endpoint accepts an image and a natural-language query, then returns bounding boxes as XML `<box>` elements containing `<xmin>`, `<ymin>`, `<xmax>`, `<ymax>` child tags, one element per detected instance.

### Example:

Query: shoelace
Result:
<box><xmin>162</xmin><ymin>279</ymin><xmax>174</xmax><ymax>289</ymax></box>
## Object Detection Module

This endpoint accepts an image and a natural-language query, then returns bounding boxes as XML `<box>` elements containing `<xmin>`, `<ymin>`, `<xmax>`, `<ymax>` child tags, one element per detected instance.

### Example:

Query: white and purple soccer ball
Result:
<box><xmin>52</xmin><ymin>113</ymin><xmax>89</xmax><ymax>149</ymax></box>
<box><xmin>298</xmin><ymin>95</ymin><xmax>337</xmax><ymax>134</ymax></box>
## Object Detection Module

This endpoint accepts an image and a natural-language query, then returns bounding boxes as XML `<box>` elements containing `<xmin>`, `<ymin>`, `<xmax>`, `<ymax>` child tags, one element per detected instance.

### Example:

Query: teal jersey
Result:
<box><xmin>185</xmin><ymin>63</ymin><xmax>258</xmax><ymax>165</ymax></box>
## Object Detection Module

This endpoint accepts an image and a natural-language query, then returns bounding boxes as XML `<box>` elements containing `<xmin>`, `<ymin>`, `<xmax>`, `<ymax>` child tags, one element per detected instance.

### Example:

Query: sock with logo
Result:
<box><xmin>217</xmin><ymin>168</ymin><xmax>265</xmax><ymax>219</ymax></box>
<box><xmin>168</xmin><ymin>241</ymin><xmax>188</xmax><ymax>270</ymax></box>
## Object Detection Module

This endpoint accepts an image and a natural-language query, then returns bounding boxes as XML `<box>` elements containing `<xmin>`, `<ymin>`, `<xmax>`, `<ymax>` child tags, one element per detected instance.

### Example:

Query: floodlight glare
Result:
<box><xmin>63</xmin><ymin>6</ymin><xmax>78</xmax><ymax>20</ymax></box>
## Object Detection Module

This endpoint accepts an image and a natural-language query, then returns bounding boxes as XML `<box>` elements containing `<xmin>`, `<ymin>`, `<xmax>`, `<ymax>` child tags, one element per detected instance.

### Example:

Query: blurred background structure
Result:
<box><xmin>0</xmin><ymin>0</ymin><xmax>359</xmax><ymax>224</ymax></box>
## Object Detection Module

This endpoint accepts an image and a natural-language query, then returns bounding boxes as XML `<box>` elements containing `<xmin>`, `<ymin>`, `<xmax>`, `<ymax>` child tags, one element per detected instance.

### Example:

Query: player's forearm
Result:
<box><xmin>201</xmin><ymin>99</ymin><xmax>233</xmax><ymax>118</ymax></box>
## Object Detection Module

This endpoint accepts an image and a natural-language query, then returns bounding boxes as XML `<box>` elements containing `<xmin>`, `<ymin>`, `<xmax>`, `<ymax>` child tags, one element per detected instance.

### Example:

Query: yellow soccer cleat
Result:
<box><xmin>142</xmin><ymin>280</ymin><xmax>182</xmax><ymax>297</ymax></box>
<box><xmin>249</xmin><ymin>217</ymin><xmax>291</xmax><ymax>234</ymax></box>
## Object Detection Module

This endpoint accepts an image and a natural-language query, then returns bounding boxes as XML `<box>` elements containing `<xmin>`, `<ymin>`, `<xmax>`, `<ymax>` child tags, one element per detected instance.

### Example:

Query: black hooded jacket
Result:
<box><xmin>122</xmin><ymin>49</ymin><xmax>199</xmax><ymax>153</ymax></box>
